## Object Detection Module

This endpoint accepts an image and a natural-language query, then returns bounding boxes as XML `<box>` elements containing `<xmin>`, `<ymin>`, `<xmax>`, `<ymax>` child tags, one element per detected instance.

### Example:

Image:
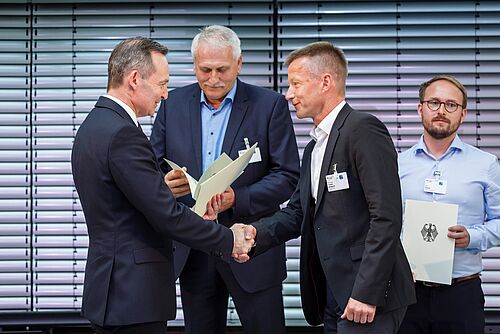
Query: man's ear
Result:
<box><xmin>322</xmin><ymin>73</ymin><xmax>334</xmax><ymax>93</ymax></box>
<box><xmin>126</xmin><ymin>70</ymin><xmax>140</xmax><ymax>90</ymax></box>
<box><xmin>460</xmin><ymin>107</ymin><xmax>467</xmax><ymax>124</ymax></box>
<box><xmin>237</xmin><ymin>55</ymin><xmax>243</xmax><ymax>74</ymax></box>
<box><xmin>417</xmin><ymin>103</ymin><xmax>423</xmax><ymax>121</ymax></box>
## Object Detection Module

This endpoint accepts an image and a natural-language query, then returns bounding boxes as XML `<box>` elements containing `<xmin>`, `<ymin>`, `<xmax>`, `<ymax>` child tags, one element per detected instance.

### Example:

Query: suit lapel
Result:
<box><xmin>222</xmin><ymin>80</ymin><xmax>249</xmax><ymax>156</ymax></box>
<box><xmin>300</xmin><ymin>140</ymin><xmax>315</xmax><ymax>212</ymax></box>
<box><xmin>300</xmin><ymin>140</ymin><xmax>315</xmax><ymax>228</ymax></box>
<box><xmin>315</xmin><ymin>104</ymin><xmax>352</xmax><ymax>214</ymax></box>
<box><xmin>188</xmin><ymin>89</ymin><xmax>203</xmax><ymax>178</ymax></box>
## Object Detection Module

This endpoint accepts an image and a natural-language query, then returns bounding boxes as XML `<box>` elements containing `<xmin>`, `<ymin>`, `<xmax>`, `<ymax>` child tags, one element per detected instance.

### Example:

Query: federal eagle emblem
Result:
<box><xmin>421</xmin><ymin>223</ymin><xmax>438</xmax><ymax>242</ymax></box>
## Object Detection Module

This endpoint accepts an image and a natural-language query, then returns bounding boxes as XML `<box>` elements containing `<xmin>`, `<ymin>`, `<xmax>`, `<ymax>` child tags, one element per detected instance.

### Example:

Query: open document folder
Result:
<box><xmin>164</xmin><ymin>143</ymin><xmax>257</xmax><ymax>216</ymax></box>
<box><xmin>402</xmin><ymin>199</ymin><xmax>458</xmax><ymax>285</ymax></box>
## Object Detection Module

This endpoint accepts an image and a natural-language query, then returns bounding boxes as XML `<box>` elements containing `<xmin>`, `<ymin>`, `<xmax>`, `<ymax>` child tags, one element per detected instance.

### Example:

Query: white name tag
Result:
<box><xmin>238</xmin><ymin>147</ymin><xmax>262</xmax><ymax>164</ymax></box>
<box><xmin>325</xmin><ymin>172</ymin><xmax>349</xmax><ymax>192</ymax></box>
<box><xmin>424</xmin><ymin>178</ymin><xmax>448</xmax><ymax>195</ymax></box>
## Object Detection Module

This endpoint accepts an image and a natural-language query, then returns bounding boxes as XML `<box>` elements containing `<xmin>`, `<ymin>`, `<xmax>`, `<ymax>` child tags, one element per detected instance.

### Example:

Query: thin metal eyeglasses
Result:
<box><xmin>421</xmin><ymin>100</ymin><xmax>464</xmax><ymax>113</ymax></box>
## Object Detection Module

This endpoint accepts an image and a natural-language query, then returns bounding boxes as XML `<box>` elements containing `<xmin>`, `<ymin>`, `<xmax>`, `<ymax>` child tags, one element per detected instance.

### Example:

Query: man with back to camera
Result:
<box><xmin>150</xmin><ymin>25</ymin><xmax>300</xmax><ymax>334</ymax></box>
<box><xmin>71</xmin><ymin>36</ymin><xmax>254</xmax><ymax>334</ymax></box>
<box><xmin>397</xmin><ymin>75</ymin><xmax>500</xmax><ymax>334</ymax></box>
<box><xmin>244</xmin><ymin>41</ymin><xmax>416</xmax><ymax>333</ymax></box>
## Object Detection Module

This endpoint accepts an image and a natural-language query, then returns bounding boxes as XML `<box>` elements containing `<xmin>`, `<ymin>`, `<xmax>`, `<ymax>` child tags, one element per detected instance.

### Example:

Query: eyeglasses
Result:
<box><xmin>421</xmin><ymin>100</ymin><xmax>464</xmax><ymax>113</ymax></box>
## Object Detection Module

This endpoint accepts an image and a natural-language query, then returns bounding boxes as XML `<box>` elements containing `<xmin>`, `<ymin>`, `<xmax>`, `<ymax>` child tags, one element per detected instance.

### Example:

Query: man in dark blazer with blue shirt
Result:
<box><xmin>72</xmin><ymin>37</ymin><xmax>254</xmax><ymax>334</ymax></box>
<box><xmin>248</xmin><ymin>42</ymin><xmax>416</xmax><ymax>333</ymax></box>
<box><xmin>151</xmin><ymin>25</ymin><xmax>300</xmax><ymax>334</ymax></box>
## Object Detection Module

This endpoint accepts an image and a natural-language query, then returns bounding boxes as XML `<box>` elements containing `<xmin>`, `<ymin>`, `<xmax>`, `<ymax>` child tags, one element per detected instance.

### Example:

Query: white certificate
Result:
<box><xmin>165</xmin><ymin>143</ymin><xmax>257</xmax><ymax>216</ymax></box>
<box><xmin>402</xmin><ymin>199</ymin><xmax>458</xmax><ymax>285</ymax></box>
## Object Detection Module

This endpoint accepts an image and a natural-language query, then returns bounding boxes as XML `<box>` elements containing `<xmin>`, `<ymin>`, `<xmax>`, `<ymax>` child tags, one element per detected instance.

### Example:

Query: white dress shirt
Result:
<box><xmin>310</xmin><ymin>100</ymin><xmax>346</xmax><ymax>201</ymax></box>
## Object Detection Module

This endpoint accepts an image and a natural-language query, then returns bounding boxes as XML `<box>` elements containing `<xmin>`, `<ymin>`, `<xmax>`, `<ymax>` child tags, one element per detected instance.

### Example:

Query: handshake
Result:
<box><xmin>229</xmin><ymin>224</ymin><xmax>256</xmax><ymax>263</ymax></box>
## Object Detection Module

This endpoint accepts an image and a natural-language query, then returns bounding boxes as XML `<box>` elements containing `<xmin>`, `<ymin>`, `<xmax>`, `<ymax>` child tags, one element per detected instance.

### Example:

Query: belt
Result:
<box><xmin>417</xmin><ymin>273</ymin><xmax>480</xmax><ymax>288</ymax></box>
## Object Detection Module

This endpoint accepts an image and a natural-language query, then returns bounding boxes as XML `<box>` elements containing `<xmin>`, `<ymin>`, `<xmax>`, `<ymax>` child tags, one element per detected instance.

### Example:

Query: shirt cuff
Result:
<box><xmin>467</xmin><ymin>227</ymin><xmax>482</xmax><ymax>250</ymax></box>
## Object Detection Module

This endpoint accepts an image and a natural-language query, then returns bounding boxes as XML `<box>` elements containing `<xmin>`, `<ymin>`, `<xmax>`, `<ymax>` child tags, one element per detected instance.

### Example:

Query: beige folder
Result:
<box><xmin>165</xmin><ymin>143</ymin><xmax>257</xmax><ymax>216</ymax></box>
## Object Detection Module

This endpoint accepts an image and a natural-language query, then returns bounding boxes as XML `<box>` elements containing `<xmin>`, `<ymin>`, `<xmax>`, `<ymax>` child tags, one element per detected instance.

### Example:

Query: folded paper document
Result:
<box><xmin>402</xmin><ymin>199</ymin><xmax>458</xmax><ymax>285</ymax></box>
<box><xmin>165</xmin><ymin>143</ymin><xmax>257</xmax><ymax>216</ymax></box>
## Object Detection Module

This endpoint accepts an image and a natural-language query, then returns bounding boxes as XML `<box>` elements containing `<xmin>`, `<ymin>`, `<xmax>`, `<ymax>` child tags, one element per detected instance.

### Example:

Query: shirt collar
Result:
<box><xmin>309</xmin><ymin>100</ymin><xmax>346</xmax><ymax>141</ymax></box>
<box><xmin>103</xmin><ymin>94</ymin><xmax>138</xmax><ymax>127</ymax></box>
<box><xmin>200</xmin><ymin>81</ymin><xmax>238</xmax><ymax>109</ymax></box>
<box><xmin>414</xmin><ymin>134</ymin><xmax>465</xmax><ymax>156</ymax></box>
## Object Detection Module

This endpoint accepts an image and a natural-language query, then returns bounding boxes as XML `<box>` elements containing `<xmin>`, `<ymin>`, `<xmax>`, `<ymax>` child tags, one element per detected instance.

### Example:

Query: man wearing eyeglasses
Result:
<box><xmin>397</xmin><ymin>75</ymin><xmax>500</xmax><ymax>334</ymax></box>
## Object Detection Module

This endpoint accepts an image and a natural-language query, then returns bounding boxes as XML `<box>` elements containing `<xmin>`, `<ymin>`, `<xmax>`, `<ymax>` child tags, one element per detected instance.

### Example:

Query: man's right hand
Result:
<box><xmin>164</xmin><ymin>168</ymin><xmax>191</xmax><ymax>198</ymax></box>
<box><xmin>230</xmin><ymin>224</ymin><xmax>256</xmax><ymax>263</ymax></box>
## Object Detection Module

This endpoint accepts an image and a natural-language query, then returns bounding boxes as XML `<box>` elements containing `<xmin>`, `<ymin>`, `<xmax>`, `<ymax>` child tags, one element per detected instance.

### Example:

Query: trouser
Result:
<box><xmin>323</xmin><ymin>284</ymin><xmax>407</xmax><ymax>334</ymax></box>
<box><xmin>397</xmin><ymin>276</ymin><xmax>484</xmax><ymax>334</ymax></box>
<box><xmin>91</xmin><ymin>321</ymin><xmax>166</xmax><ymax>334</ymax></box>
<box><xmin>179</xmin><ymin>249</ymin><xmax>286</xmax><ymax>334</ymax></box>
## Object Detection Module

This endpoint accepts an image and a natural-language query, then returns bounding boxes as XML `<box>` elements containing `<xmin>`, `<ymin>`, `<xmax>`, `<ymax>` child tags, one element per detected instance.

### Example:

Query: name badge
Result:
<box><xmin>424</xmin><ymin>178</ymin><xmax>447</xmax><ymax>195</ymax></box>
<box><xmin>238</xmin><ymin>147</ymin><xmax>262</xmax><ymax>164</ymax></box>
<box><xmin>326</xmin><ymin>172</ymin><xmax>349</xmax><ymax>192</ymax></box>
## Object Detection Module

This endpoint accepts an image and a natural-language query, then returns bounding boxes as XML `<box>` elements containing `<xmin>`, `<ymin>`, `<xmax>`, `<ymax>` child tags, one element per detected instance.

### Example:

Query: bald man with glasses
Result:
<box><xmin>397</xmin><ymin>75</ymin><xmax>500</xmax><ymax>334</ymax></box>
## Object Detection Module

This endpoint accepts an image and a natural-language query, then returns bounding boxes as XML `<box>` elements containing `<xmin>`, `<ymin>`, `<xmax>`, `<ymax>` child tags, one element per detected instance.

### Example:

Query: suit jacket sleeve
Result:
<box><xmin>108</xmin><ymin>125</ymin><xmax>234</xmax><ymax>261</ymax></box>
<box><xmin>250</xmin><ymin>139</ymin><xmax>314</xmax><ymax>254</ymax></box>
<box><xmin>251</xmin><ymin>181</ymin><xmax>303</xmax><ymax>256</ymax></box>
<box><xmin>233</xmin><ymin>95</ymin><xmax>300</xmax><ymax>218</ymax></box>
<box><xmin>350</xmin><ymin>116</ymin><xmax>403</xmax><ymax>306</ymax></box>
<box><xmin>150</xmin><ymin>103</ymin><xmax>168</xmax><ymax>173</ymax></box>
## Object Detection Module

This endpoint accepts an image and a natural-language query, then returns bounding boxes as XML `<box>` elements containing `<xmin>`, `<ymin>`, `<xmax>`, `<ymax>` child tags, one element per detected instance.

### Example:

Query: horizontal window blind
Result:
<box><xmin>0</xmin><ymin>3</ymin><xmax>32</xmax><ymax>311</ymax></box>
<box><xmin>0</xmin><ymin>0</ymin><xmax>499</xmax><ymax>327</ymax></box>
<box><xmin>278</xmin><ymin>1</ymin><xmax>500</xmax><ymax>159</ymax></box>
<box><xmin>27</xmin><ymin>0</ymin><xmax>279</xmax><ymax>326</ymax></box>
<box><xmin>277</xmin><ymin>0</ymin><xmax>500</xmax><ymax>312</ymax></box>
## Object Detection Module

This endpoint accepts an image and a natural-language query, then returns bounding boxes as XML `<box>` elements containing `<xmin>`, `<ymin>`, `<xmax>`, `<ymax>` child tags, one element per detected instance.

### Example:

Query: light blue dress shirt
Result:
<box><xmin>398</xmin><ymin>135</ymin><xmax>500</xmax><ymax>278</ymax></box>
<box><xmin>201</xmin><ymin>82</ymin><xmax>237</xmax><ymax>173</ymax></box>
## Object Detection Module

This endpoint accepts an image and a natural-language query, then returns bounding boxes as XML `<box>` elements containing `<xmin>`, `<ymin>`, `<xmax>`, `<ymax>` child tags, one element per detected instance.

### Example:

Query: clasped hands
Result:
<box><xmin>230</xmin><ymin>223</ymin><xmax>256</xmax><ymax>263</ymax></box>
<box><xmin>201</xmin><ymin>191</ymin><xmax>256</xmax><ymax>263</ymax></box>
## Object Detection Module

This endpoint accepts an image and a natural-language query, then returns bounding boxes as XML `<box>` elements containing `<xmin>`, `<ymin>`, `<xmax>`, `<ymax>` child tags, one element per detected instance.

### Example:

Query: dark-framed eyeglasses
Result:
<box><xmin>421</xmin><ymin>99</ymin><xmax>464</xmax><ymax>113</ymax></box>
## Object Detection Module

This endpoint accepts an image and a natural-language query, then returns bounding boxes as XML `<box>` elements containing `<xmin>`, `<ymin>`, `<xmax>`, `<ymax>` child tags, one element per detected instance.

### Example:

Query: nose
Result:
<box><xmin>161</xmin><ymin>86</ymin><xmax>168</xmax><ymax>100</ymax></box>
<box><xmin>208</xmin><ymin>70</ymin><xmax>219</xmax><ymax>83</ymax></box>
<box><xmin>436</xmin><ymin>103</ymin><xmax>447</xmax><ymax>115</ymax></box>
<box><xmin>285</xmin><ymin>87</ymin><xmax>294</xmax><ymax>101</ymax></box>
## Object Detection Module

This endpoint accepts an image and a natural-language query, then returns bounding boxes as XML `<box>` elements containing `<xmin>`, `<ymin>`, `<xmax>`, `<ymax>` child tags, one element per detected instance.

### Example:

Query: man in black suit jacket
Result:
<box><xmin>71</xmin><ymin>37</ymin><xmax>254</xmax><ymax>334</ymax></box>
<box><xmin>247</xmin><ymin>42</ymin><xmax>416</xmax><ymax>333</ymax></box>
<box><xmin>150</xmin><ymin>25</ymin><xmax>300</xmax><ymax>334</ymax></box>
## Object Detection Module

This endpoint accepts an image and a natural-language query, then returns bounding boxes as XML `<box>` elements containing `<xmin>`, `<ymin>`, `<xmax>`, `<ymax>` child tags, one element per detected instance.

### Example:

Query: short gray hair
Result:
<box><xmin>107</xmin><ymin>37</ymin><xmax>168</xmax><ymax>90</ymax></box>
<box><xmin>285</xmin><ymin>41</ymin><xmax>348</xmax><ymax>96</ymax></box>
<box><xmin>191</xmin><ymin>25</ymin><xmax>241</xmax><ymax>61</ymax></box>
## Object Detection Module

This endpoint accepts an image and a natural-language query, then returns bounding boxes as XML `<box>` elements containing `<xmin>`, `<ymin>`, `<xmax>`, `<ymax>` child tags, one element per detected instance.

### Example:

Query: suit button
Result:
<box><xmin>323</xmin><ymin>257</ymin><xmax>329</xmax><ymax>261</ymax></box>
<box><xmin>316</xmin><ymin>227</ymin><xmax>320</xmax><ymax>231</ymax></box>
<box><xmin>173</xmin><ymin>246</ymin><xmax>176</xmax><ymax>252</ymax></box>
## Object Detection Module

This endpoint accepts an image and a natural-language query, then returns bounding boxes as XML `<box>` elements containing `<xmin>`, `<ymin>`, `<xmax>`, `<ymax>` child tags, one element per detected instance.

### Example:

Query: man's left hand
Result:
<box><xmin>202</xmin><ymin>194</ymin><xmax>222</xmax><ymax>221</ymax></box>
<box><xmin>341</xmin><ymin>297</ymin><xmax>376</xmax><ymax>324</ymax></box>
<box><xmin>219</xmin><ymin>186</ymin><xmax>235</xmax><ymax>213</ymax></box>
<box><xmin>448</xmin><ymin>225</ymin><xmax>470</xmax><ymax>248</ymax></box>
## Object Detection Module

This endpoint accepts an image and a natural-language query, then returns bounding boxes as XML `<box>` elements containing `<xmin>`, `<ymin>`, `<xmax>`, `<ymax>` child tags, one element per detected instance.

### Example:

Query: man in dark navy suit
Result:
<box><xmin>71</xmin><ymin>37</ymin><xmax>254</xmax><ymax>334</ymax></box>
<box><xmin>151</xmin><ymin>25</ymin><xmax>299</xmax><ymax>334</ymax></box>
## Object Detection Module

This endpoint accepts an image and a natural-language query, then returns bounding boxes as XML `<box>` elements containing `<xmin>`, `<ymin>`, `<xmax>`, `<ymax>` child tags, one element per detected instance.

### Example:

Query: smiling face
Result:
<box><xmin>193</xmin><ymin>42</ymin><xmax>242</xmax><ymax>107</ymax></box>
<box><xmin>418</xmin><ymin>79</ymin><xmax>467</xmax><ymax>140</ymax></box>
<box><xmin>134</xmin><ymin>52</ymin><xmax>169</xmax><ymax>117</ymax></box>
<box><xmin>285</xmin><ymin>57</ymin><xmax>325</xmax><ymax>122</ymax></box>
